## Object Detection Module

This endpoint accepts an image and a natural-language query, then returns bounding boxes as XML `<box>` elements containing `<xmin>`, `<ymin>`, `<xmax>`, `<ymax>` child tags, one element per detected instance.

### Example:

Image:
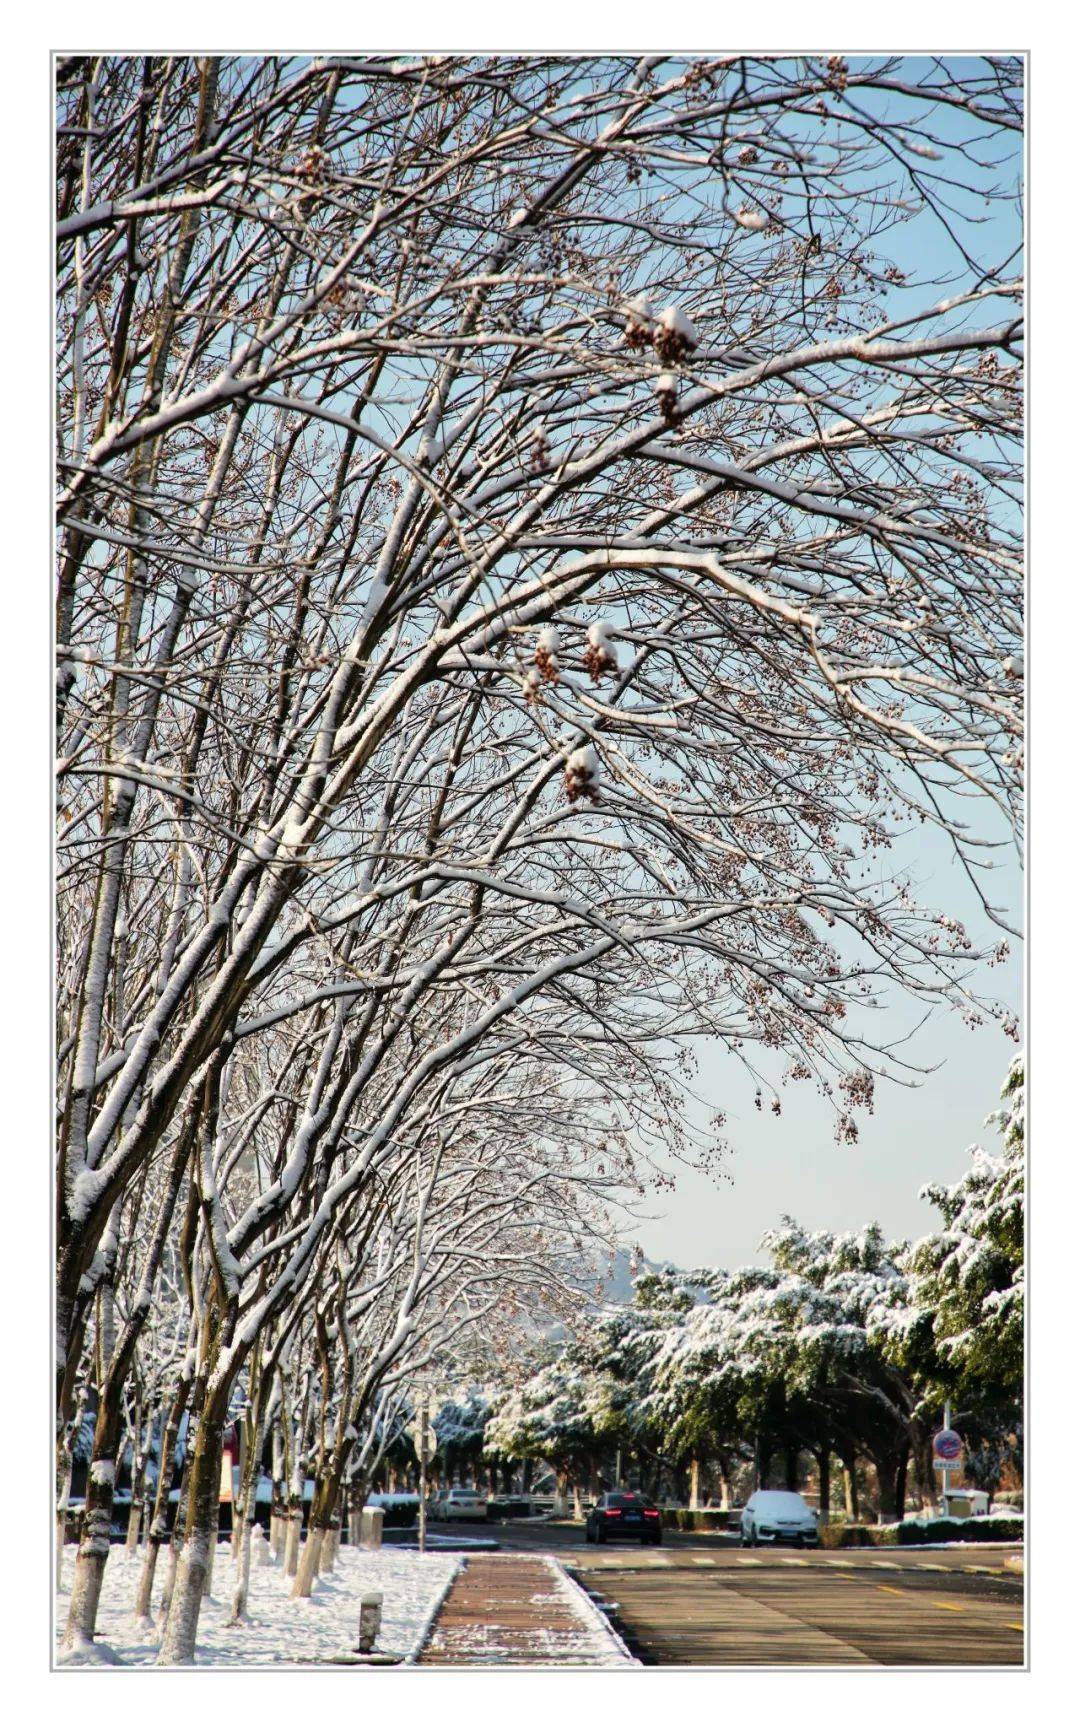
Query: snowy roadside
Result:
<box><xmin>545</xmin><ymin>1557</ymin><xmax>638</xmax><ymax>1666</ymax></box>
<box><xmin>56</xmin><ymin>1543</ymin><xmax>461</xmax><ymax>1668</ymax></box>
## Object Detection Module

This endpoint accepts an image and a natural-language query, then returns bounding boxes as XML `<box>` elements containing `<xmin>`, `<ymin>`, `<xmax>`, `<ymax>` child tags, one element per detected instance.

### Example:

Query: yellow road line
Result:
<box><xmin>932</xmin><ymin>1601</ymin><xmax>966</xmax><ymax>1612</ymax></box>
<box><xmin>1007</xmin><ymin>1624</ymin><xmax>1025</xmax><ymax>1633</ymax></box>
<box><xmin>878</xmin><ymin>1584</ymin><xmax>907</xmax><ymax>1597</ymax></box>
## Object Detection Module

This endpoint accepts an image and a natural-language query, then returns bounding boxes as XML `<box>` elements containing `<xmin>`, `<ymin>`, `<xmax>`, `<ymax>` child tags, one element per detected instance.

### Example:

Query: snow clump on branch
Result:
<box><xmin>623</xmin><ymin>293</ymin><xmax>656</xmax><ymax>351</ymax></box>
<box><xmin>653</xmin><ymin>304</ymin><xmax>699</xmax><ymax>366</ymax></box>
<box><xmin>654</xmin><ymin>372</ymin><xmax>678</xmax><ymax>424</ymax></box>
<box><xmin>734</xmin><ymin>206</ymin><xmax>770</xmax><ymax>231</ymax></box>
<box><xmin>534</xmin><ymin>624</ymin><xmax>560</xmax><ymax>683</ymax></box>
<box><xmin>564</xmin><ymin>743</ymin><xmax>600</xmax><ymax>803</ymax></box>
<box><xmin>584</xmin><ymin>620</ymin><xmax>619</xmax><ymax>681</ymax></box>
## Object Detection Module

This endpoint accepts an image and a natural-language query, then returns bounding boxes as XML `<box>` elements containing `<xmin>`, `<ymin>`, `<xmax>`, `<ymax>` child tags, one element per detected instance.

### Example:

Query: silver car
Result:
<box><xmin>740</xmin><ymin>1489</ymin><xmax>820</xmax><ymax>1547</ymax></box>
<box><xmin>431</xmin><ymin>1487</ymin><xmax>488</xmax><ymax>1522</ymax></box>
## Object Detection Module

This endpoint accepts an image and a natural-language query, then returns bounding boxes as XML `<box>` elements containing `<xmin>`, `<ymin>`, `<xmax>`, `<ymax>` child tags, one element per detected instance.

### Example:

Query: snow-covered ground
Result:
<box><xmin>55</xmin><ymin>1542</ymin><xmax>460</xmax><ymax>1668</ymax></box>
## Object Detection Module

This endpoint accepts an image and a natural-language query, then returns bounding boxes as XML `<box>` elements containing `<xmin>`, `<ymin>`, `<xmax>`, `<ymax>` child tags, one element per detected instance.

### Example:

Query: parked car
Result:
<box><xmin>430</xmin><ymin>1487</ymin><xmax>488</xmax><ymax>1522</ymax></box>
<box><xmin>740</xmin><ymin>1490</ymin><xmax>820</xmax><ymax>1548</ymax></box>
<box><xmin>585</xmin><ymin>1491</ymin><xmax>662</xmax><ymax>1545</ymax></box>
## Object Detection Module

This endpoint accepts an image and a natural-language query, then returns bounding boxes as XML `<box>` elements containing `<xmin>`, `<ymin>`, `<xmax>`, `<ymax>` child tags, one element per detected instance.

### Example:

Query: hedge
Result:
<box><xmin>820</xmin><ymin>1517</ymin><xmax>1023</xmax><ymax>1548</ymax></box>
<box><xmin>660</xmin><ymin>1508</ymin><xmax>739</xmax><ymax>1532</ymax></box>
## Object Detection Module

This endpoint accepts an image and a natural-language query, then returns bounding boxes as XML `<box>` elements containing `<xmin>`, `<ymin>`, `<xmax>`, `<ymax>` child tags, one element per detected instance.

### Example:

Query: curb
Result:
<box><xmin>551</xmin><ymin>1557</ymin><xmax>639</xmax><ymax>1666</ymax></box>
<box><xmin>404</xmin><ymin>1553</ymin><xmax>465</xmax><ymax>1666</ymax></box>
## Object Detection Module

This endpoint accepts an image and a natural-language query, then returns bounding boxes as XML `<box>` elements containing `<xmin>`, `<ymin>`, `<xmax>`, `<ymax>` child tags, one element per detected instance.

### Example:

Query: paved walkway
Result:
<box><xmin>418</xmin><ymin>1553</ymin><xmax>631</xmax><ymax>1666</ymax></box>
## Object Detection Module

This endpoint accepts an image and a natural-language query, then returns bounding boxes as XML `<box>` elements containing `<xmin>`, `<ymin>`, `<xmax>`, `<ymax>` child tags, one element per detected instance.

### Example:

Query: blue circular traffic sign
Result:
<box><xmin>933</xmin><ymin>1428</ymin><xmax>963</xmax><ymax>1461</ymax></box>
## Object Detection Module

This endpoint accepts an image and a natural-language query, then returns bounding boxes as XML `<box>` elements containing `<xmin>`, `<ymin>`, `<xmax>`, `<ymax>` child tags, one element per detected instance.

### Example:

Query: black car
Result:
<box><xmin>585</xmin><ymin>1491</ymin><xmax>662</xmax><ymax>1544</ymax></box>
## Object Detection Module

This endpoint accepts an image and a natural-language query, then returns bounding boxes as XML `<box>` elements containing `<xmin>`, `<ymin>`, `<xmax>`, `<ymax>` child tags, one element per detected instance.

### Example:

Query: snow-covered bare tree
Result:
<box><xmin>56</xmin><ymin>53</ymin><xmax>1024</xmax><ymax>1659</ymax></box>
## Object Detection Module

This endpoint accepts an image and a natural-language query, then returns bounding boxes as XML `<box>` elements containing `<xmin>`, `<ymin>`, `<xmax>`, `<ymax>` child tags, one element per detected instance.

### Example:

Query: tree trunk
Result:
<box><xmin>283</xmin><ymin>1502</ymin><xmax>302</xmax><ymax>1577</ymax></box>
<box><xmin>689</xmin><ymin>1456</ymin><xmax>702</xmax><ymax>1510</ymax></box>
<box><xmin>873</xmin><ymin>1449</ymin><xmax>908</xmax><ymax>1524</ymax></box>
<box><xmin>232</xmin><ymin>1519</ymin><xmax>253</xmax><ymax>1622</ymax></box>
<box><xmin>137</xmin><ymin>1375</ymin><xmax>189</xmax><ymax>1622</ymax></box>
<box><xmin>125</xmin><ymin>1482</ymin><xmax>144</xmax><ymax>1555</ymax></box>
<box><xmin>319</xmin><ymin>1519</ymin><xmax>339</xmax><ymax>1573</ymax></box>
<box><xmin>158</xmin><ymin>1543</ymin><xmax>178</xmax><ymax>1627</ymax></box>
<box><xmin>292</xmin><ymin>1524</ymin><xmax>325</xmax><ymax>1597</ymax></box>
<box><xmin>158</xmin><ymin>1416</ymin><xmax>224</xmax><ymax>1664</ymax></box>
<box><xmin>817</xmin><ymin>1447</ymin><xmax>831</xmax><ymax>1519</ymax></box>
<box><xmin>892</xmin><ymin>1445</ymin><xmax>911</xmax><ymax>1521</ymax></box>
<box><xmin>202</xmin><ymin>1505</ymin><xmax>219</xmax><ymax>1597</ymax></box>
<box><xmin>270</xmin><ymin>1504</ymin><xmax>286</xmax><ymax>1560</ymax></box>
<box><xmin>134</xmin><ymin>1537</ymin><xmax>161</xmax><ymax>1625</ymax></box>
<box><xmin>785</xmin><ymin>1445</ymin><xmax>800</xmax><ymax>1491</ymax></box>
<box><xmin>843</xmin><ymin>1457</ymin><xmax>859</xmax><ymax>1521</ymax></box>
<box><xmin>60</xmin><ymin>1458</ymin><xmax>115</xmax><ymax>1651</ymax></box>
<box><xmin>56</xmin><ymin>1448</ymin><xmax>74</xmax><ymax>1592</ymax></box>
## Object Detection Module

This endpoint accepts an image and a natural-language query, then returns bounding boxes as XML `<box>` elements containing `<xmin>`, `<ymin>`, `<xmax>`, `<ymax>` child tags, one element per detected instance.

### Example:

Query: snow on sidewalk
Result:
<box><xmin>55</xmin><ymin>1542</ymin><xmax>461</xmax><ymax>1668</ymax></box>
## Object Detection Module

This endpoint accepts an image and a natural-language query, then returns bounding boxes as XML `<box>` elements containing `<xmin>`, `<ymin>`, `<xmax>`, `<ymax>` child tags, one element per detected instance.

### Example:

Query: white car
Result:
<box><xmin>431</xmin><ymin>1487</ymin><xmax>488</xmax><ymax>1522</ymax></box>
<box><xmin>740</xmin><ymin>1489</ymin><xmax>820</xmax><ymax>1548</ymax></box>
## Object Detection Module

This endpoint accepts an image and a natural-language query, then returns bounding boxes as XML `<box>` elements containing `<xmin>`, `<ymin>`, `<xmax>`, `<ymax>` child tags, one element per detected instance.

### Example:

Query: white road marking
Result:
<box><xmin>736</xmin><ymin>1556</ymin><xmax>763</xmax><ymax>1565</ymax></box>
<box><xmin>780</xmin><ymin>1557</ymin><xmax>809</xmax><ymax>1566</ymax></box>
<box><xmin>825</xmin><ymin>1559</ymin><xmax>857</xmax><ymax>1568</ymax></box>
<box><xmin>692</xmin><ymin>1556</ymin><xmax>717</xmax><ymax>1566</ymax></box>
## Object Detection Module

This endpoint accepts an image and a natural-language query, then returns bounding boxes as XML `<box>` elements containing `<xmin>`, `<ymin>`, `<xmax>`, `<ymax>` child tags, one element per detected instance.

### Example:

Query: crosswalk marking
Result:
<box><xmin>869</xmin><ymin>1561</ymin><xmax>902</xmax><ymax>1570</ymax></box>
<box><xmin>919</xmin><ymin>1564</ymin><xmax>950</xmax><ymax>1572</ymax></box>
<box><xmin>736</xmin><ymin>1556</ymin><xmax>763</xmax><ymax>1565</ymax></box>
<box><xmin>780</xmin><ymin>1557</ymin><xmax>809</xmax><ymax>1566</ymax></box>
<box><xmin>825</xmin><ymin>1558</ymin><xmax>857</xmax><ymax>1568</ymax></box>
<box><xmin>691</xmin><ymin>1556</ymin><xmax>717</xmax><ymax>1566</ymax></box>
<box><xmin>963</xmin><ymin>1564</ymin><xmax>997</xmax><ymax>1574</ymax></box>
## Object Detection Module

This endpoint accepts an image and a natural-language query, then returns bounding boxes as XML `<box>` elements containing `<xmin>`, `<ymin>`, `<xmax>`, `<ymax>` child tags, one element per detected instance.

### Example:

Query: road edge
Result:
<box><xmin>550</xmin><ymin>1556</ymin><xmax>641</xmax><ymax>1666</ymax></box>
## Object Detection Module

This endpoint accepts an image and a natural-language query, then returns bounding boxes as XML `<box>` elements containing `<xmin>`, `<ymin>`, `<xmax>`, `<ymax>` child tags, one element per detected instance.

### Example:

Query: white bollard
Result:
<box><xmin>252</xmin><ymin>1523</ymin><xmax>269</xmax><ymax>1567</ymax></box>
<box><xmin>360</xmin><ymin>1506</ymin><xmax>384</xmax><ymax>1550</ymax></box>
<box><xmin>357</xmin><ymin>1591</ymin><xmax>383</xmax><ymax>1653</ymax></box>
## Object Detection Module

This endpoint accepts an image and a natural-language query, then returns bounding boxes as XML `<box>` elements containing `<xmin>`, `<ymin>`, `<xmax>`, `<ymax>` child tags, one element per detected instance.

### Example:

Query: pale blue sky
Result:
<box><xmin>630</xmin><ymin>59</ymin><xmax>1024</xmax><ymax>1268</ymax></box>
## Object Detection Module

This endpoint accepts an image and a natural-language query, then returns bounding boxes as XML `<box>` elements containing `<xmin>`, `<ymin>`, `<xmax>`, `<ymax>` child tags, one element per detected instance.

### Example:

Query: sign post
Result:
<box><xmin>932</xmin><ymin>1408</ymin><xmax>964</xmax><ymax>1512</ymax></box>
<box><xmin>411</xmin><ymin>1398</ymin><xmax>437</xmax><ymax>1554</ymax></box>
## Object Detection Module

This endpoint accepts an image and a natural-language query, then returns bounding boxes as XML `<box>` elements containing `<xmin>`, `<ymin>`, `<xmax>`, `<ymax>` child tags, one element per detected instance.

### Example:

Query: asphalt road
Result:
<box><xmin>400</xmin><ymin>1517</ymin><xmax>1024</xmax><ymax>1667</ymax></box>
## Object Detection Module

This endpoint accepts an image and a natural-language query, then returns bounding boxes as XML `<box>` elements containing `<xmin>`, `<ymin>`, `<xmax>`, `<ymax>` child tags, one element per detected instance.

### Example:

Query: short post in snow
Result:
<box><xmin>360</xmin><ymin>1505</ymin><xmax>384</xmax><ymax>1550</ymax></box>
<box><xmin>357</xmin><ymin>1591</ymin><xmax>383</xmax><ymax>1654</ymax></box>
<box><xmin>252</xmin><ymin>1522</ymin><xmax>269</xmax><ymax>1566</ymax></box>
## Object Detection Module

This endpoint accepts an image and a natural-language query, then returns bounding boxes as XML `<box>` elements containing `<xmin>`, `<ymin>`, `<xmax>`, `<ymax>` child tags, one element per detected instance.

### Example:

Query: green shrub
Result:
<box><xmin>821</xmin><ymin>1517</ymin><xmax>1022</xmax><ymax>1548</ymax></box>
<box><xmin>659</xmin><ymin>1507</ymin><xmax>735</xmax><ymax>1533</ymax></box>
